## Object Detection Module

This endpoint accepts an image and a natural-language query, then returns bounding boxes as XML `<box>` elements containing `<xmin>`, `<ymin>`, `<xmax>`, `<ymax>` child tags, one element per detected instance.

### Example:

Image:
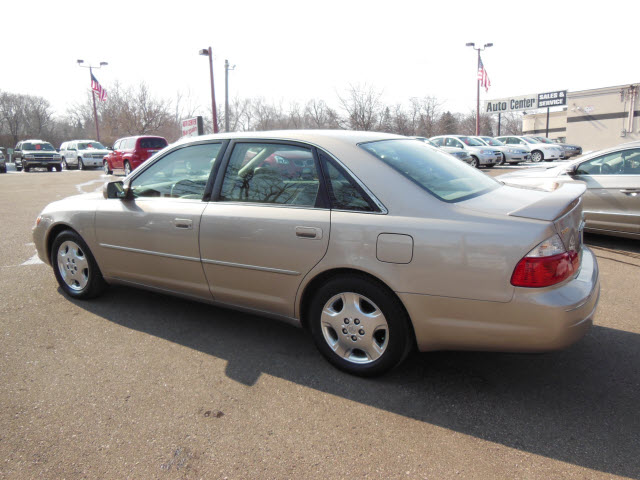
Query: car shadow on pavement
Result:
<box><xmin>73</xmin><ymin>286</ymin><xmax>640</xmax><ymax>479</ymax></box>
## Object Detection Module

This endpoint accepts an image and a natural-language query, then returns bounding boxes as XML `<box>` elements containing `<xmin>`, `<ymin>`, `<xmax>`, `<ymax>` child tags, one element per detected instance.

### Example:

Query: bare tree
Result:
<box><xmin>304</xmin><ymin>99</ymin><xmax>340</xmax><ymax>129</ymax></box>
<box><xmin>337</xmin><ymin>84</ymin><xmax>383</xmax><ymax>131</ymax></box>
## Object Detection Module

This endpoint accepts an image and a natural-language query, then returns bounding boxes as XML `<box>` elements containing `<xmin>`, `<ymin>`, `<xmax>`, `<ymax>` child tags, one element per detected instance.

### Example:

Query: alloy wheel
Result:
<box><xmin>320</xmin><ymin>292</ymin><xmax>389</xmax><ymax>364</ymax></box>
<box><xmin>56</xmin><ymin>240</ymin><xmax>90</xmax><ymax>292</ymax></box>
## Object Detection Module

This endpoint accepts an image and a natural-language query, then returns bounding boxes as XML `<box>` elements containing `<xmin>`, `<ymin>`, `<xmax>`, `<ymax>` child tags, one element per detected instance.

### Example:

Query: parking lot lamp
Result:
<box><xmin>224</xmin><ymin>59</ymin><xmax>236</xmax><ymax>132</ymax></box>
<box><xmin>77</xmin><ymin>59</ymin><xmax>108</xmax><ymax>142</ymax></box>
<box><xmin>199</xmin><ymin>47</ymin><xmax>219</xmax><ymax>133</ymax></box>
<box><xmin>466</xmin><ymin>42</ymin><xmax>493</xmax><ymax>135</ymax></box>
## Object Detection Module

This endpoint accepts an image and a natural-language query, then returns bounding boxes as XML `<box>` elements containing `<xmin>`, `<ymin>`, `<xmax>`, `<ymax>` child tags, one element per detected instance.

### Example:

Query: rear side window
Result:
<box><xmin>360</xmin><ymin>139</ymin><xmax>499</xmax><ymax>203</ymax></box>
<box><xmin>140</xmin><ymin>138</ymin><xmax>168</xmax><ymax>149</ymax></box>
<box><xmin>220</xmin><ymin>143</ymin><xmax>320</xmax><ymax>207</ymax></box>
<box><xmin>319</xmin><ymin>153</ymin><xmax>375</xmax><ymax>212</ymax></box>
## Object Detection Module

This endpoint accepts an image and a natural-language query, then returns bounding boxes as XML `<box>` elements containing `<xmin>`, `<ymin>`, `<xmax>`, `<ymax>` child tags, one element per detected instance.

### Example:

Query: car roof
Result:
<box><xmin>173</xmin><ymin>130</ymin><xmax>405</xmax><ymax>148</ymax></box>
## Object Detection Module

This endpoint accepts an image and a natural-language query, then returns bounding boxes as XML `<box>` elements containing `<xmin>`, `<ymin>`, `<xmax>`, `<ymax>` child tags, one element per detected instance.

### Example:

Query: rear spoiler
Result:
<box><xmin>508</xmin><ymin>182</ymin><xmax>586</xmax><ymax>222</ymax></box>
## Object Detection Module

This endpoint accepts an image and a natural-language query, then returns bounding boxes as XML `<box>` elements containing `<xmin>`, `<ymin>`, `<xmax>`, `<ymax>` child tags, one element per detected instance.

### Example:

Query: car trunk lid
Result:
<box><xmin>458</xmin><ymin>183</ymin><xmax>586</xmax><ymax>253</ymax></box>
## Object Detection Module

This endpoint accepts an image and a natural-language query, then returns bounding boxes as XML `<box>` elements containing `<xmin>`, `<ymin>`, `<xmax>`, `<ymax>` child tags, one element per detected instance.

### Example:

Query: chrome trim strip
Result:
<box><xmin>99</xmin><ymin>243</ymin><xmax>201</xmax><ymax>262</ymax></box>
<box><xmin>201</xmin><ymin>258</ymin><xmax>300</xmax><ymax>276</ymax></box>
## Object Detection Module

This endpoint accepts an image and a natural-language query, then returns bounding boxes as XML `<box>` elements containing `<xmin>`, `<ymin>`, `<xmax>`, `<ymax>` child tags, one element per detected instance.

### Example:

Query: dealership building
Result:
<box><xmin>485</xmin><ymin>84</ymin><xmax>639</xmax><ymax>153</ymax></box>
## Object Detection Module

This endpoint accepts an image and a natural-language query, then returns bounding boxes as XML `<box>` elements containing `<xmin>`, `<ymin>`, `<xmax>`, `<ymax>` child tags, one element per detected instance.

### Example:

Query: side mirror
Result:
<box><xmin>103</xmin><ymin>181</ymin><xmax>127</xmax><ymax>199</ymax></box>
<box><xmin>566</xmin><ymin>164</ymin><xmax>578</xmax><ymax>176</ymax></box>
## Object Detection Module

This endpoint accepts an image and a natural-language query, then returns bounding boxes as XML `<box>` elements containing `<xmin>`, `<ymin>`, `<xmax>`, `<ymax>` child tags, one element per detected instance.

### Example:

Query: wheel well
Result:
<box><xmin>46</xmin><ymin>224</ymin><xmax>78</xmax><ymax>264</ymax></box>
<box><xmin>298</xmin><ymin>268</ymin><xmax>415</xmax><ymax>340</ymax></box>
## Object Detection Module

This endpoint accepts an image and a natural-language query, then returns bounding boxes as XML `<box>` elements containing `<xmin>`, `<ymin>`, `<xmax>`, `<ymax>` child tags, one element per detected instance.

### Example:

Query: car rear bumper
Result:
<box><xmin>399</xmin><ymin>247</ymin><xmax>599</xmax><ymax>352</ymax></box>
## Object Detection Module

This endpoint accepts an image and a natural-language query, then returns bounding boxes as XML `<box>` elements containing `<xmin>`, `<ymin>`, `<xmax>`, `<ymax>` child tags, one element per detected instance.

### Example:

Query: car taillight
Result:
<box><xmin>511</xmin><ymin>234</ymin><xmax>580</xmax><ymax>288</ymax></box>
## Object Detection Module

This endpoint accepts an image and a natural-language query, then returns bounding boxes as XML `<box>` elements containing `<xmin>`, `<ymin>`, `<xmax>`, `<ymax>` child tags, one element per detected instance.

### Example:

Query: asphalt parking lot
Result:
<box><xmin>1</xmin><ymin>168</ymin><xmax>639</xmax><ymax>479</ymax></box>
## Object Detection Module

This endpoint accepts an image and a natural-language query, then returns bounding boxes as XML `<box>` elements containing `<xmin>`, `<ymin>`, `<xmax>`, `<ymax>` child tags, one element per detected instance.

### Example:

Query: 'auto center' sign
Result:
<box><xmin>181</xmin><ymin>116</ymin><xmax>204</xmax><ymax>137</ymax></box>
<box><xmin>484</xmin><ymin>90</ymin><xmax>567</xmax><ymax>113</ymax></box>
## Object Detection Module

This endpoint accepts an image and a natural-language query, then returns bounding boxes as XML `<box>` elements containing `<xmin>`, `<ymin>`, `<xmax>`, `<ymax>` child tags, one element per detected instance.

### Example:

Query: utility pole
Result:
<box><xmin>77</xmin><ymin>59</ymin><xmax>108</xmax><ymax>141</ymax></box>
<box><xmin>199</xmin><ymin>47</ymin><xmax>219</xmax><ymax>133</ymax></box>
<box><xmin>224</xmin><ymin>59</ymin><xmax>236</xmax><ymax>132</ymax></box>
<box><xmin>466</xmin><ymin>42</ymin><xmax>493</xmax><ymax>135</ymax></box>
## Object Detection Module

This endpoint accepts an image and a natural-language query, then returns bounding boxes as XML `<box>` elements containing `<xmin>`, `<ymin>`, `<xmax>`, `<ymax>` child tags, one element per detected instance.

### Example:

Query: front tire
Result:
<box><xmin>51</xmin><ymin>230</ymin><xmax>107</xmax><ymax>299</ymax></box>
<box><xmin>497</xmin><ymin>154</ymin><xmax>505</xmax><ymax>166</ymax></box>
<box><xmin>104</xmin><ymin>160</ymin><xmax>112</xmax><ymax>175</ymax></box>
<box><xmin>23</xmin><ymin>163</ymin><xmax>30</xmax><ymax>172</ymax></box>
<box><xmin>308</xmin><ymin>275</ymin><xmax>413</xmax><ymax>376</ymax></box>
<box><xmin>531</xmin><ymin>150</ymin><xmax>543</xmax><ymax>163</ymax></box>
<box><xmin>62</xmin><ymin>157</ymin><xmax>69</xmax><ymax>170</ymax></box>
<box><xmin>124</xmin><ymin>161</ymin><xmax>131</xmax><ymax>176</ymax></box>
<box><xmin>470</xmin><ymin>156</ymin><xmax>479</xmax><ymax>168</ymax></box>
<box><xmin>78</xmin><ymin>159</ymin><xmax>84</xmax><ymax>170</ymax></box>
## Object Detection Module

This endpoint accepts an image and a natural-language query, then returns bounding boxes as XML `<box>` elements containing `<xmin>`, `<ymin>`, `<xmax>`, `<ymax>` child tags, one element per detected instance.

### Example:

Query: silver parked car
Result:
<box><xmin>527</xmin><ymin>136</ymin><xmax>582</xmax><ymax>159</ymax></box>
<box><xmin>412</xmin><ymin>136</ymin><xmax>473</xmax><ymax>164</ymax></box>
<box><xmin>498</xmin><ymin>141</ymin><xmax>640</xmax><ymax>239</ymax></box>
<box><xmin>430</xmin><ymin>135</ymin><xmax>501</xmax><ymax>168</ymax></box>
<box><xmin>470</xmin><ymin>136</ymin><xmax>530</xmax><ymax>165</ymax></box>
<box><xmin>496</xmin><ymin>135</ymin><xmax>564</xmax><ymax>163</ymax></box>
<box><xmin>33</xmin><ymin>131</ymin><xmax>599</xmax><ymax>376</ymax></box>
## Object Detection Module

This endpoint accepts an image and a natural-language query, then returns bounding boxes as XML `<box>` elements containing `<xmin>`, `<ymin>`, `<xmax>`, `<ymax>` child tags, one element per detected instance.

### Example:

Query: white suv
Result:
<box><xmin>59</xmin><ymin>140</ymin><xmax>111</xmax><ymax>170</ymax></box>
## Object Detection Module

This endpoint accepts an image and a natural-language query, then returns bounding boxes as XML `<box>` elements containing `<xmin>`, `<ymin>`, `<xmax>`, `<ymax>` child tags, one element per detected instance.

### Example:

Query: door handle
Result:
<box><xmin>295</xmin><ymin>226</ymin><xmax>322</xmax><ymax>239</ymax></box>
<box><xmin>619</xmin><ymin>189</ymin><xmax>640</xmax><ymax>195</ymax></box>
<box><xmin>173</xmin><ymin>218</ymin><xmax>193</xmax><ymax>229</ymax></box>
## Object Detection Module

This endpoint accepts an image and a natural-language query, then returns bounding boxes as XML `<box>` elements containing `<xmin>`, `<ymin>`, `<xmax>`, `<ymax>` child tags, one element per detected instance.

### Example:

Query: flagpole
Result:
<box><xmin>466</xmin><ymin>42</ymin><xmax>493</xmax><ymax>136</ymax></box>
<box><xmin>476</xmin><ymin>49</ymin><xmax>480</xmax><ymax>136</ymax></box>
<box><xmin>89</xmin><ymin>67</ymin><xmax>101</xmax><ymax>142</ymax></box>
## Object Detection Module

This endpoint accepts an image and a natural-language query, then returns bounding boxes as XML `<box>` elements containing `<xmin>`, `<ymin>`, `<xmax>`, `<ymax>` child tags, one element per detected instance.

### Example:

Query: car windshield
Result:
<box><xmin>78</xmin><ymin>142</ymin><xmax>106</xmax><ymax>150</ymax></box>
<box><xmin>521</xmin><ymin>137</ymin><xmax>538</xmax><ymax>144</ymax></box>
<box><xmin>360</xmin><ymin>139</ymin><xmax>499</xmax><ymax>202</ymax></box>
<box><xmin>458</xmin><ymin>136</ymin><xmax>484</xmax><ymax>146</ymax></box>
<box><xmin>23</xmin><ymin>142</ymin><xmax>55</xmax><ymax>151</ymax></box>
<box><xmin>480</xmin><ymin>137</ymin><xmax>504</xmax><ymax>146</ymax></box>
<box><xmin>140</xmin><ymin>138</ymin><xmax>168</xmax><ymax>149</ymax></box>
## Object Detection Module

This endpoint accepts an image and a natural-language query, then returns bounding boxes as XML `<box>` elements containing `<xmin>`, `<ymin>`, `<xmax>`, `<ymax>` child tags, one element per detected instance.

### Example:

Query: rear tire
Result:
<box><xmin>51</xmin><ymin>230</ymin><xmax>107</xmax><ymax>299</ymax></box>
<box><xmin>308</xmin><ymin>274</ymin><xmax>413</xmax><ymax>376</ymax></box>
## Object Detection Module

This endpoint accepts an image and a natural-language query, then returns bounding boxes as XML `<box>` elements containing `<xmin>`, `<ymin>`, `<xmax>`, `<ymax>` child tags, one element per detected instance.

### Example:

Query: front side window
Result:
<box><xmin>576</xmin><ymin>149</ymin><xmax>640</xmax><ymax>175</ymax></box>
<box><xmin>360</xmin><ymin>139</ymin><xmax>499</xmax><ymax>202</ymax></box>
<box><xmin>220</xmin><ymin>143</ymin><xmax>320</xmax><ymax>207</ymax></box>
<box><xmin>130</xmin><ymin>143</ymin><xmax>222</xmax><ymax>199</ymax></box>
<box><xmin>319</xmin><ymin>153</ymin><xmax>375</xmax><ymax>211</ymax></box>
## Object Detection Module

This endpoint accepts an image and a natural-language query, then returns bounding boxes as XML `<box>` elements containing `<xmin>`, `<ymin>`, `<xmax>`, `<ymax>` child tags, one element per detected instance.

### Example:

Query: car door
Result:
<box><xmin>572</xmin><ymin>148</ymin><xmax>640</xmax><ymax>234</ymax></box>
<box><xmin>199</xmin><ymin>141</ymin><xmax>331</xmax><ymax>318</ymax></box>
<box><xmin>95</xmin><ymin>142</ymin><xmax>225</xmax><ymax>299</ymax></box>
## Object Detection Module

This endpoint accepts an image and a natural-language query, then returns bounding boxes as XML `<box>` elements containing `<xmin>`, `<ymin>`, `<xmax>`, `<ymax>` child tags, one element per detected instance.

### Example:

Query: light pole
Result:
<box><xmin>224</xmin><ymin>59</ymin><xmax>236</xmax><ymax>132</ymax></box>
<box><xmin>77</xmin><ymin>59</ymin><xmax>108</xmax><ymax>141</ymax></box>
<box><xmin>465</xmin><ymin>42</ymin><xmax>492</xmax><ymax>135</ymax></box>
<box><xmin>199</xmin><ymin>47</ymin><xmax>219</xmax><ymax>133</ymax></box>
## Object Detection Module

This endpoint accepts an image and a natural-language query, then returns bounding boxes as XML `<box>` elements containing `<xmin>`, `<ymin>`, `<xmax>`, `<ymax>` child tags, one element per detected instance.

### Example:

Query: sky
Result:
<box><xmin>1</xmin><ymin>0</ymin><xmax>637</xmax><ymax>120</ymax></box>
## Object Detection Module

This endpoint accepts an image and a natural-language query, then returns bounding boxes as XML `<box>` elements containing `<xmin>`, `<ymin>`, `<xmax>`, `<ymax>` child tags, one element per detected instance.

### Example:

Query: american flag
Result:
<box><xmin>91</xmin><ymin>73</ymin><xmax>107</xmax><ymax>102</ymax></box>
<box><xmin>478</xmin><ymin>56</ymin><xmax>491</xmax><ymax>92</ymax></box>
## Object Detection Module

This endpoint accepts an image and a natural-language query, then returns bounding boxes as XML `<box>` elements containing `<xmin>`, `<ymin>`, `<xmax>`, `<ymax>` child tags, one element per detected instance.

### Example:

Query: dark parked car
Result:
<box><xmin>13</xmin><ymin>140</ymin><xmax>62</xmax><ymax>172</ymax></box>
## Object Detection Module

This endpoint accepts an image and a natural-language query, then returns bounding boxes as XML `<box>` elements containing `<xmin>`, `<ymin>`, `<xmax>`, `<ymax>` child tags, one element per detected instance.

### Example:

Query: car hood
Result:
<box><xmin>79</xmin><ymin>149</ymin><xmax>110</xmax><ymax>155</ymax></box>
<box><xmin>23</xmin><ymin>149</ymin><xmax>58</xmax><ymax>154</ymax></box>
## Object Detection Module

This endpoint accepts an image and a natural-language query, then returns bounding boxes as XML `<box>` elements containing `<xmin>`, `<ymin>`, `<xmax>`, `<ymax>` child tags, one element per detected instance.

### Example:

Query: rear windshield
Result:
<box><xmin>360</xmin><ymin>139</ymin><xmax>499</xmax><ymax>202</ymax></box>
<box><xmin>78</xmin><ymin>142</ymin><xmax>106</xmax><ymax>150</ymax></box>
<box><xmin>139</xmin><ymin>138</ymin><xmax>168</xmax><ymax>149</ymax></box>
<box><xmin>533</xmin><ymin>137</ymin><xmax>554</xmax><ymax>144</ymax></box>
